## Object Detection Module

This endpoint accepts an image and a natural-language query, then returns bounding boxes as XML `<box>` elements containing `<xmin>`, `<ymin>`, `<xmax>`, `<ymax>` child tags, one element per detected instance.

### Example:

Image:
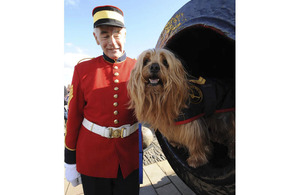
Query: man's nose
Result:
<box><xmin>107</xmin><ymin>35</ymin><xmax>117</xmax><ymax>45</ymax></box>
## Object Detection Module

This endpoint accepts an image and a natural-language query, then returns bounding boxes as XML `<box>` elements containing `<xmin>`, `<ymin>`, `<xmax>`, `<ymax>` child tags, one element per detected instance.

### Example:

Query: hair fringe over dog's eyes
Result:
<box><xmin>143</xmin><ymin>58</ymin><xmax>150</xmax><ymax>66</ymax></box>
<box><xmin>162</xmin><ymin>59</ymin><xmax>169</xmax><ymax>68</ymax></box>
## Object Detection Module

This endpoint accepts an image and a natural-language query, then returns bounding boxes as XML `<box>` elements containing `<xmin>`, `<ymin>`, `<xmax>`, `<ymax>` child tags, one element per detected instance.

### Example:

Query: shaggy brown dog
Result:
<box><xmin>128</xmin><ymin>48</ymin><xmax>235</xmax><ymax>168</ymax></box>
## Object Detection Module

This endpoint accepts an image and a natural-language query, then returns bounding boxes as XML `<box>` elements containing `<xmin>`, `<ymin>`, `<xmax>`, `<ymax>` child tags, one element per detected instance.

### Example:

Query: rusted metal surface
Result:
<box><xmin>156</xmin><ymin>0</ymin><xmax>235</xmax><ymax>49</ymax></box>
<box><xmin>155</xmin><ymin>0</ymin><xmax>235</xmax><ymax>194</ymax></box>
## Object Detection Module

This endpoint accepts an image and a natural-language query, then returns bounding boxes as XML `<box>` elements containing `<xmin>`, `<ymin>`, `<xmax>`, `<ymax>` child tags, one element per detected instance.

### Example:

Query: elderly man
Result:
<box><xmin>64</xmin><ymin>5</ymin><xmax>139</xmax><ymax>195</ymax></box>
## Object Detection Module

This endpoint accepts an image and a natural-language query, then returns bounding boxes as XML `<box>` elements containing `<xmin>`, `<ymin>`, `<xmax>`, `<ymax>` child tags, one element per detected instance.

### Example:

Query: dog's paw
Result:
<box><xmin>187</xmin><ymin>156</ymin><xmax>208</xmax><ymax>168</ymax></box>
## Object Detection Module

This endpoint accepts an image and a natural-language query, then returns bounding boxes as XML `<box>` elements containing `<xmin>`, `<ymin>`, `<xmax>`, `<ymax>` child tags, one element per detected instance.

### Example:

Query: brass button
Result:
<box><xmin>113</xmin><ymin>102</ymin><xmax>118</xmax><ymax>107</ymax></box>
<box><xmin>114</xmin><ymin>110</ymin><xmax>119</xmax><ymax>115</ymax></box>
<box><xmin>114</xmin><ymin>87</ymin><xmax>119</xmax><ymax>91</ymax></box>
<box><xmin>113</xmin><ymin>66</ymin><xmax>118</xmax><ymax>70</ymax></box>
<box><xmin>114</xmin><ymin>94</ymin><xmax>118</xmax><ymax>98</ymax></box>
<box><xmin>114</xmin><ymin>119</ymin><xmax>119</xmax><ymax>124</ymax></box>
<box><xmin>114</xmin><ymin>79</ymin><xmax>119</xmax><ymax>83</ymax></box>
<box><xmin>114</xmin><ymin>72</ymin><xmax>119</xmax><ymax>76</ymax></box>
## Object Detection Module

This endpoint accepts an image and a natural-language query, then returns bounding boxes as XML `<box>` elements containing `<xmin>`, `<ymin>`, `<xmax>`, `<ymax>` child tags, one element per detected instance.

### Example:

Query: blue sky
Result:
<box><xmin>64</xmin><ymin>0</ymin><xmax>190</xmax><ymax>86</ymax></box>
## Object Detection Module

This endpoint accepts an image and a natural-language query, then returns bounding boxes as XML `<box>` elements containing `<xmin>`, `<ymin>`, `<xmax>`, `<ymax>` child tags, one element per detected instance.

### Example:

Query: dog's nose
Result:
<box><xmin>150</xmin><ymin>63</ymin><xmax>160</xmax><ymax>73</ymax></box>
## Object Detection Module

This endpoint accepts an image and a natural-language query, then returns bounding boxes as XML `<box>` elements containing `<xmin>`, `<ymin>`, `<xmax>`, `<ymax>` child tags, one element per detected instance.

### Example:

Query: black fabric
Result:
<box><xmin>103</xmin><ymin>52</ymin><xmax>127</xmax><ymax>63</ymax></box>
<box><xmin>81</xmin><ymin>167</ymin><xmax>139</xmax><ymax>195</ymax></box>
<box><xmin>94</xmin><ymin>18</ymin><xmax>124</xmax><ymax>28</ymax></box>
<box><xmin>175</xmin><ymin>78</ymin><xmax>235</xmax><ymax>123</ymax></box>
<box><xmin>64</xmin><ymin>147</ymin><xmax>76</xmax><ymax>164</ymax></box>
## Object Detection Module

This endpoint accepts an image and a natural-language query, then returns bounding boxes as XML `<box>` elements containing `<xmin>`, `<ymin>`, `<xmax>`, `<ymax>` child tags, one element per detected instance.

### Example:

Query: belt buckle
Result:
<box><xmin>110</xmin><ymin>128</ymin><xmax>125</xmax><ymax>138</ymax></box>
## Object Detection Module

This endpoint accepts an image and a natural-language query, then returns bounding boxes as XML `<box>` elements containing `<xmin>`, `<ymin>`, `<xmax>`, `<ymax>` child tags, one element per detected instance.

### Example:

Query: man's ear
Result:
<box><xmin>93</xmin><ymin>31</ymin><xmax>100</xmax><ymax>45</ymax></box>
<box><xmin>124</xmin><ymin>32</ymin><xmax>126</xmax><ymax>44</ymax></box>
<box><xmin>123</xmin><ymin>28</ymin><xmax>126</xmax><ymax>44</ymax></box>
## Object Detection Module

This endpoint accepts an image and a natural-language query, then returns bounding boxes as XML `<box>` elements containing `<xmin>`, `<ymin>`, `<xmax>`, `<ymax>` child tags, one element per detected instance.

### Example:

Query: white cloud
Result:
<box><xmin>65</xmin><ymin>42</ymin><xmax>73</xmax><ymax>47</ymax></box>
<box><xmin>65</xmin><ymin>0</ymin><xmax>80</xmax><ymax>6</ymax></box>
<box><xmin>64</xmin><ymin>52</ymin><xmax>90</xmax><ymax>68</ymax></box>
<box><xmin>64</xmin><ymin>46</ymin><xmax>91</xmax><ymax>86</ymax></box>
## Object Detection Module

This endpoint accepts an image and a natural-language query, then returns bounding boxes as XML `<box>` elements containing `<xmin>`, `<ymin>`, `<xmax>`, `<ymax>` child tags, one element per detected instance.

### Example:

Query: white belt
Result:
<box><xmin>82</xmin><ymin>118</ymin><xmax>138</xmax><ymax>138</ymax></box>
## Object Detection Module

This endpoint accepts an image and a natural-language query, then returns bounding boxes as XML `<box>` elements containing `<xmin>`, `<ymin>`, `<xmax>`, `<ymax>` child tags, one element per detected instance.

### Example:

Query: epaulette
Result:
<box><xmin>77</xmin><ymin>57</ymin><xmax>94</xmax><ymax>64</ymax></box>
<box><xmin>189</xmin><ymin>76</ymin><xmax>206</xmax><ymax>85</ymax></box>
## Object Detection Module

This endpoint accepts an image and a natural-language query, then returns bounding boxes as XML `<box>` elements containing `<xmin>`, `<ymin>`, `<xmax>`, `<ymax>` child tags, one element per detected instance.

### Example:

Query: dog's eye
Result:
<box><xmin>143</xmin><ymin>58</ymin><xmax>150</xmax><ymax>66</ymax></box>
<box><xmin>162</xmin><ymin>59</ymin><xmax>169</xmax><ymax>68</ymax></box>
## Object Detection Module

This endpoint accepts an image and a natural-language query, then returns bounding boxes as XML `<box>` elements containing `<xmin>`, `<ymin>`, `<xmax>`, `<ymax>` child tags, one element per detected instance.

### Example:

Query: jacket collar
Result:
<box><xmin>103</xmin><ymin>52</ymin><xmax>127</xmax><ymax>63</ymax></box>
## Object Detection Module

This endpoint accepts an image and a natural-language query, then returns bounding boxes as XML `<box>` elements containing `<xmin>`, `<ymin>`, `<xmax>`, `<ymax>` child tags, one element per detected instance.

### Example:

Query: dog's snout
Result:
<box><xmin>150</xmin><ymin>63</ymin><xmax>160</xmax><ymax>73</ymax></box>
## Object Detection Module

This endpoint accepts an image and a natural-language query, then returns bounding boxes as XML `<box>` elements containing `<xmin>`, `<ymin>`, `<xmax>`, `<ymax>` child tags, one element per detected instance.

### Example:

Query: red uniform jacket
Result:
<box><xmin>65</xmin><ymin>53</ymin><xmax>138</xmax><ymax>179</ymax></box>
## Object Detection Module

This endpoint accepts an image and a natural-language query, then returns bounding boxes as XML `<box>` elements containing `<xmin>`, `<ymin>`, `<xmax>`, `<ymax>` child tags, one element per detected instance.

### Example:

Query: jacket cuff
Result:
<box><xmin>65</xmin><ymin>147</ymin><xmax>76</xmax><ymax>164</ymax></box>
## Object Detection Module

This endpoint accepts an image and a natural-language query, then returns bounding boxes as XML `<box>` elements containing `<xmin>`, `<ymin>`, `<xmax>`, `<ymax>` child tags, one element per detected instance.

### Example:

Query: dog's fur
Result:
<box><xmin>128</xmin><ymin>48</ymin><xmax>235</xmax><ymax>168</ymax></box>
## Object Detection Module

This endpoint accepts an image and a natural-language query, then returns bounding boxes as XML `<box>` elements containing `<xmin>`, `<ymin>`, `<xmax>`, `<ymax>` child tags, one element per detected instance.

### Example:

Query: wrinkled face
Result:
<box><xmin>93</xmin><ymin>26</ymin><xmax>126</xmax><ymax>59</ymax></box>
<box><xmin>141</xmin><ymin>50</ymin><xmax>170</xmax><ymax>88</ymax></box>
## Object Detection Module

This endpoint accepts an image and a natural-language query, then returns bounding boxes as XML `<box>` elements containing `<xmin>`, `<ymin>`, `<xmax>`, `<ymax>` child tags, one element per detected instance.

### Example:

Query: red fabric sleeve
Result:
<box><xmin>65</xmin><ymin>67</ymin><xmax>85</xmax><ymax>158</ymax></box>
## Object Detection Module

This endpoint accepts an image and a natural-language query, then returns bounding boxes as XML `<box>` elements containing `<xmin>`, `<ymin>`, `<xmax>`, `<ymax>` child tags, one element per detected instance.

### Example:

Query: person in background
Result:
<box><xmin>64</xmin><ymin>85</ymin><xmax>69</xmax><ymax>124</ymax></box>
<box><xmin>64</xmin><ymin>85</ymin><xmax>68</xmax><ymax>105</ymax></box>
<box><xmin>64</xmin><ymin>5</ymin><xmax>139</xmax><ymax>195</ymax></box>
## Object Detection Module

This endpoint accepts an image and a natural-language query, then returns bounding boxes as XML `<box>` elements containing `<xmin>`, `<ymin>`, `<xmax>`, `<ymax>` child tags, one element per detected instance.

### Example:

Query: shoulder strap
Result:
<box><xmin>77</xmin><ymin>57</ymin><xmax>94</xmax><ymax>64</ymax></box>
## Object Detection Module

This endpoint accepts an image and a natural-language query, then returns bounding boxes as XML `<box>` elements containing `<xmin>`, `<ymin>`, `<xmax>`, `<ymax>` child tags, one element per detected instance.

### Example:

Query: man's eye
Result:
<box><xmin>113</xmin><ymin>34</ymin><xmax>121</xmax><ymax>39</ymax></box>
<box><xmin>101</xmin><ymin>35</ymin><xmax>108</xmax><ymax>39</ymax></box>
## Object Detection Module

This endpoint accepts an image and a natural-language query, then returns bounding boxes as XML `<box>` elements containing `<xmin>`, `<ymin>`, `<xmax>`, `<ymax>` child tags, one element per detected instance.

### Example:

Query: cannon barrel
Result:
<box><xmin>155</xmin><ymin>0</ymin><xmax>235</xmax><ymax>194</ymax></box>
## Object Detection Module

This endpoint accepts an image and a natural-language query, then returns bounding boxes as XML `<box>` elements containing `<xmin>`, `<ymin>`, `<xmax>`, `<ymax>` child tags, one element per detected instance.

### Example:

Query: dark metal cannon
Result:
<box><xmin>155</xmin><ymin>0</ymin><xmax>235</xmax><ymax>194</ymax></box>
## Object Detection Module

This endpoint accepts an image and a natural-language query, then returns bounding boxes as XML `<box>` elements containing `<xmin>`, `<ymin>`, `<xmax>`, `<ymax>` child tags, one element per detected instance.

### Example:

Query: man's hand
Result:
<box><xmin>64</xmin><ymin>163</ymin><xmax>82</xmax><ymax>187</ymax></box>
